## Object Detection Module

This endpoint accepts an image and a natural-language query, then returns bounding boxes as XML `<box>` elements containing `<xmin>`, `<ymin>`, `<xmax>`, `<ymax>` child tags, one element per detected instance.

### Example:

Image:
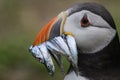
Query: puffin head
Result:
<box><xmin>32</xmin><ymin>2</ymin><xmax>120</xmax><ymax>79</ymax></box>
<box><xmin>64</xmin><ymin>3</ymin><xmax>117</xmax><ymax>54</ymax></box>
<box><xmin>33</xmin><ymin>2</ymin><xmax>117</xmax><ymax>54</ymax></box>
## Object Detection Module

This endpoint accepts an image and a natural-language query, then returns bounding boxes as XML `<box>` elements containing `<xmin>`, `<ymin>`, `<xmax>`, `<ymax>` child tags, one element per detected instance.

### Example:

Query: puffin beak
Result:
<box><xmin>33</xmin><ymin>11</ymin><xmax>68</xmax><ymax>46</ymax></box>
<box><xmin>33</xmin><ymin>16</ymin><xmax>58</xmax><ymax>46</ymax></box>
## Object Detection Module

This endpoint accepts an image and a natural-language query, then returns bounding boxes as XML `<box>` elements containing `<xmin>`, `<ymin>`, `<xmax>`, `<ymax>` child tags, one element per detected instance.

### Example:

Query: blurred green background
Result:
<box><xmin>0</xmin><ymin>0</ymin><xmax>120</xmax><ymax>80</ymax></box>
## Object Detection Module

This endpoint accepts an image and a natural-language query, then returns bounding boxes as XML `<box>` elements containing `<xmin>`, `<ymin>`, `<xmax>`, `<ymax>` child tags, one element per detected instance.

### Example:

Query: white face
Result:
<box><xmin>64</xmin><ymin>10</ymin><xmax>116</xmax><ymax>53</ymax></box>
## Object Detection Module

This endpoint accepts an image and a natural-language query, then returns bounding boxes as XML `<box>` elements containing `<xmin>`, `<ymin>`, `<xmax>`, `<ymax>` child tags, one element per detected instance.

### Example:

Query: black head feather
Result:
<box><xmin>67</xmin><ymin>2</ymin><xmax>116</xmax><ymax>29</ymax></box>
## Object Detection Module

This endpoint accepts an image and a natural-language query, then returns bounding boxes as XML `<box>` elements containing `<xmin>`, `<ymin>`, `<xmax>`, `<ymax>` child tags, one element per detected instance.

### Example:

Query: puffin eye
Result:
<box><xmin>80</xmin><ymin>14</ymin><xmax>90</xmax><ymax>27</ymax></box>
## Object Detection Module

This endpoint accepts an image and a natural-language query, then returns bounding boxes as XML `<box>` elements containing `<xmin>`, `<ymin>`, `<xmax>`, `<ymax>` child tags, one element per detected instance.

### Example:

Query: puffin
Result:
<box><xmin>32</xmin><ymin>2</ymin><xmax>120</xmax><ymax>80</ymax></box>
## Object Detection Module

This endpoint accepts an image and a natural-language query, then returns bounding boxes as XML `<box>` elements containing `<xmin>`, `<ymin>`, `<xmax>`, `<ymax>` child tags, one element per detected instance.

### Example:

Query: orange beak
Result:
<box><xmin>33</xmin><ymin>11</ymin><xmax>68</xmax><ymax>46</ymax></box>
<box><xmin>33</xmin><ymin>16</ymin><xmax>58</xmax><ymax>46</ymax></box>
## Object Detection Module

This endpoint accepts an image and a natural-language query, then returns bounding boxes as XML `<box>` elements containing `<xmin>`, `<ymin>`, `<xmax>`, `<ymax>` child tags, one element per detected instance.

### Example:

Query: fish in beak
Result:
<box><xmin>46</xmin><ymin>41</ymin><xmax>64</xmax><ymax>74</ymax></box>
<box><xmin>37</xmin><ymin>43</ymin><xmax>55</xmax><ymax>75</ymax></box>
<box><xmin>65</xmin><ymin>35</ymin><xmax>78</xmax><ymax>75</ymax></box>
<box><xmin>29</xmin><ymin>11</ymin><xmax>78</xmax><ymax>75</ymax></box>
<box><xmin>46</xmin><ymin>34</ymin><xmax>79</xmax><ymax>75</ymax></box>
<box><xmin>29</xmin><ymin>43</ymin><xmax>55</xmax><ymax>76</ymax></box>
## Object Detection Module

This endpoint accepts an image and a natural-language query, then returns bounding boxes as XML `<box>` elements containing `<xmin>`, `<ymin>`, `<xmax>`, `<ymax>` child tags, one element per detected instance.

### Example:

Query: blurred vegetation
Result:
<box><xmin>0</xmin><ymin>0</ymin><xmax>120</xmax><ymax>80</ymax></box>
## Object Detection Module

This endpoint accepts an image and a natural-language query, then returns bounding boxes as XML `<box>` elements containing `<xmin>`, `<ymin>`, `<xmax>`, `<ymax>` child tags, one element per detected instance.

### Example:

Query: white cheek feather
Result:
<box><xmin>64</xmin><ymin>10</ymin><xmax>116</xmax><ymax>53</ymax></box>
<box><xmin>75</xmin><ymin>27</ymin><xmax>116</xmax><ymax>53</ymax></box>
<box><xmin>64</xmin><ymin>71</ymin><xmax>89</xmax><ymax>80</ymax></box>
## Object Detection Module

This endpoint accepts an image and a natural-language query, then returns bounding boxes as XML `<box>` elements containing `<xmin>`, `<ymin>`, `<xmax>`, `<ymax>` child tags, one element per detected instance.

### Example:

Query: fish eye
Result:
<box><xmin>80</xmin><ymin>14</ymin><xmax>90</xmax><ymax>27</ymax></box>
<box><xmin>47</xmin><ymin>65</ymin><xmax>50</xmax><ymax>68</ymax></box>
<box><xmin>47</xmin><ymin>65</ymin><xmax>51</xmax><ymax>69</ymax></box>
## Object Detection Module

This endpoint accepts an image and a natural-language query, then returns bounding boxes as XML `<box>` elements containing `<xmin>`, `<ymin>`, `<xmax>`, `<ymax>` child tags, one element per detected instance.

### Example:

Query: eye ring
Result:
<box><xmin>80</xmin><ymin>14</ymin><xmax>90</xmax><ymax>27</ymax></box>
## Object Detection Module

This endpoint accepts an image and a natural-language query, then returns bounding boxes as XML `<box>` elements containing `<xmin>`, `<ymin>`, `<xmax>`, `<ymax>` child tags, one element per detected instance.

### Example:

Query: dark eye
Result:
<box><xmin>80</xmin><ymin>14</ymin><xmax>90</xmax><ymax>27</ymax></box>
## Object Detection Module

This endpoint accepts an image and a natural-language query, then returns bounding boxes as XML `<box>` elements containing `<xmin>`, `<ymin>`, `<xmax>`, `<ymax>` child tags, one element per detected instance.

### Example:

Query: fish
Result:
<box><xmin>46</xmin><ymin>41</ymin><xmax>64</xmax><ymax>74</ymax></box>
<box><xmin>66</xmin><ymin>35</ymin><xmax>79</xmax><ymax>75</ymax></box>
<box><xmin>46</xmin><ymin>41</ymin><xmax>62</xmax><ymax>53</ymax></box>
<box><xmin>47</xmin><ymin>35</ymin><xmax>78</xmax><ymax>74</ymax></box>
<box><xmin>52</xmin><ymin>36</ymin><xmax>72</xmax><ymax>60</ymax></box>
<box><xmin>37</xmin><ymin>43</ymin><xmax>55</xmax><ymax>76</ymax></box>
<box><xmin>29</xmin><ymin>43</ymin><xmax>55</xmax><ymax>76</ymax></box>
<box><xmin>29</xmin><ymin>34</ymin><xmax>78</xmax><ymax>76</ymax></box>
<box><xmin>29</xmin><ymin>46</ymin><xmax>44</xmax><ymax>63</ymax></box>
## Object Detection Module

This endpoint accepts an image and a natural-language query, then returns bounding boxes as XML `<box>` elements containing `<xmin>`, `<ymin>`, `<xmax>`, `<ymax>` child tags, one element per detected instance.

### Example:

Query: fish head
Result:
<box><xmin>29</xmin><ymin>46</ymin><xmax>44</xmax><ymax>63</ymax></box>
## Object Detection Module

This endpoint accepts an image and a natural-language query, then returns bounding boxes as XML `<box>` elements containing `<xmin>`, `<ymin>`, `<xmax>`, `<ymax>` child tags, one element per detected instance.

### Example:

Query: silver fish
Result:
<box><xmin>46</xmin><ymin>41</ymin><xmax>62</xmax><ymax>53</ymax></box>
<box><xmin>66</xmin><ymin>35</ymin><xmax>78</xmax><ymax>75</ymax></box>
<box><xmin>37</xmin><ymin>43</ymin><xmax>55</xmax><ymax>76</ymax></box>
<box><xmin>46</xmin><ymin>41</ymin><xmax>64</xmax><ymax>74</ymax></box>
<box><xmin>49</xmin><ymin>35</ymin><xmax>78</xmax><ymax>71</ymax></box>
<box><xmin>29</xmin><ymin>34</ymin><xmax>78</xmax><ymax>76</ymax></box>
<box><xmin>29</xmin><ymin>46</ymin><xmax>44</xmax><ymax>63</ymax></box>
<box><xmin>52</xmin><ymin>36</ymin><xmax>72</xmax><ymax>61</ymax></box>
<box><xmin>29</xmin><ymin>43</ymin><xmax>55</xmax><ymax>76</ymax></box>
